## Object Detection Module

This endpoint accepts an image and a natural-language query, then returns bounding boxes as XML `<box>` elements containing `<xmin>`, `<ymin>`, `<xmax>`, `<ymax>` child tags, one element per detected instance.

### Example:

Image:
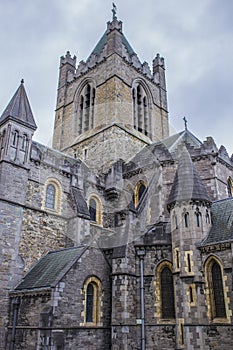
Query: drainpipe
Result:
<box><xmin>137</xmin><ymin>248</ymin><xmax>146</xmax><ymax>350</ymax></box>
<box><xmin>10</xmin><ymin>296</ymin><xmax>20</xmax><ymax>350</ymax></box>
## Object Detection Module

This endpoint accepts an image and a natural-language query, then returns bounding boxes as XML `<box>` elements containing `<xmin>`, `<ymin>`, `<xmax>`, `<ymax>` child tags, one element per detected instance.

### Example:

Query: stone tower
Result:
<box><xmin>167</xmin><ymin>147</ymin><xmax>212</xmax><ymax>349</ymax></box>
<box><xmin>52</xmin><ymin>14</ymin><xmax>169</xmax><ymax>172</ymax></box>
<box><xmin>0</xmin><ymin>80</ymin><xmax>37</xmax><ymax>347</ymax></box>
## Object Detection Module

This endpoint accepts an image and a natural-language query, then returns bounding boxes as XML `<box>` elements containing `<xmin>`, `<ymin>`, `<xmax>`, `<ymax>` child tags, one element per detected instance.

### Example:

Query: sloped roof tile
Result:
<box><xmin>167</xmin><ymin>147</ymin><xmax>211</xmax><ymax>208</ymax></box>
<box><xmin>200</xmin><ymin>198</ymin><xmax>233</xmax><ymax>245</ymax></box>
<box><xmin>0</xmin><ymin>80</ymin><xmax>37</xmax><ymax>130</ymax></box>
<box><xmin>15</xmin><ymin>246</ymin><xmax>86</xmax><ymax>291</ymax></box>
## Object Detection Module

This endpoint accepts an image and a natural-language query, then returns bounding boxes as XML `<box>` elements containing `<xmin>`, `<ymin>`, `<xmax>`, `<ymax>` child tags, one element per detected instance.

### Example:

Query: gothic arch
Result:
<box><xmin>74</xmin><ymin>78</ymin><xmax>96</xmax><ymax>136</ymax></box>
<box><xmin>132</xmin><ymin>79</ymin><xmax>152</xmax><ymax>137</ymax></box>
<box><xmin>204</xmin><ymin>255</ymin><xmax>230</xmax><ymax>322</ymax></box>
<box><xmin>154</xmin><ymin>260</ymin><xmax>176</xmax><ymax>321</ymax></box>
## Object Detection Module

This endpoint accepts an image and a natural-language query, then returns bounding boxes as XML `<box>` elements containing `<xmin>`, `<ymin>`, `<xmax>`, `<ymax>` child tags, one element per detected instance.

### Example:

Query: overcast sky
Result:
<box><xmin>0</xmin><ymin>0</ymin><xmax>232</xmax><ymax>154</ymax></box>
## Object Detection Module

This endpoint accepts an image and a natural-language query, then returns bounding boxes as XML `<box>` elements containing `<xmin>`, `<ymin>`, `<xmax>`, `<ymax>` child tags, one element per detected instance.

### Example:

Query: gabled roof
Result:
<box><xmin>15</xmin><ymin>246</ymin><xmax>86</xmax><ymax>291</ymax></box>
<box><xmin>0</xmin><ymin>80</ymin><xmax>37</xmax><ymax>130</ymax></box>
<box><xmin>167</xmin><ymin>147</ymin><xmax>211</xmax><ymax>209</ymax></box>
<box><xmin>200</xmin><ymin>198</ymin><xmax>233</xmax><ymax>246</ymax></box>
<box><xmin>160</xmin><ymin>129</ymin><xmax>202</xmax><ymax>153</ymax></box>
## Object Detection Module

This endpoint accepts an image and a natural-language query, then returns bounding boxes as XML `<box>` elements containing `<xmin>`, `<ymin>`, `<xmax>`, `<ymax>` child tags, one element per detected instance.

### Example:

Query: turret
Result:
<box><xmin>167</xmin><ymin>146</ymin><xmax>212</xmax><ymax>348</ymax></box>
<box><xmin>58</xmin><ymin>51</ymin><xmax>77</xmax><ymax>89</ymax></box>
<box><xmin>0</xmin><ymin>79</ymin><xmax>37</xmax><ymax>167</ymax></box>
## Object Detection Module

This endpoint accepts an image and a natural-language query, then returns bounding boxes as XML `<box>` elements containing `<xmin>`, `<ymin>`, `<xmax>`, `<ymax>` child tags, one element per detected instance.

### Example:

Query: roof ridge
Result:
<box><xmin>47</xmin><ymin>244</ymin><xmax>87</xmax><ymax>255</ymax></box>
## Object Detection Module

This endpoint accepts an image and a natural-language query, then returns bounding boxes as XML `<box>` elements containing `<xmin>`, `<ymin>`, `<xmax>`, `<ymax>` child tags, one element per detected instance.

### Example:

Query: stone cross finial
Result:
<box><xmin>183</xmin><ymin>116</ymin><xmax>188</xmax><ymax>130</ymax></box>
<box><xmin>112</xmin><ymin>2</ymin><xmax>117</xmax><ymax>19</ymax></box>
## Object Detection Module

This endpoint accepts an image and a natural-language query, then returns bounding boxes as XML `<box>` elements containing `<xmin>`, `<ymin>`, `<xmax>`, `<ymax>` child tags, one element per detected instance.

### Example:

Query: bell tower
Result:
<box><xmin>52</xmin><ymin>11</ymin><xmax>169</xmax><ymax>172</ymax></box>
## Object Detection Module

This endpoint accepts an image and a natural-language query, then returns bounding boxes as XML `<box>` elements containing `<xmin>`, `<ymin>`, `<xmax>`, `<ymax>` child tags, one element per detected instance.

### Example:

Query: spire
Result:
<box><xmin>167</xmin><ymin>147</ymin><xmax>211</xmax><ymax>210</ymax></box>
<box><xmin>0</xmin><ymin>80</ymin><xmax>37</xmax><ymax>130</ymax></box>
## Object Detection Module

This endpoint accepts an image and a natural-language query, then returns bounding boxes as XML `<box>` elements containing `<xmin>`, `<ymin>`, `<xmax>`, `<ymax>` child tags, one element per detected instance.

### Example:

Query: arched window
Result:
<box><xmin>21</xmin><ymin>134</ymin><xmax>28</xmax><ymax>150</ymax></box>
<box><xmin>42</xmin><ymin>178</ymin><xmax>62</xmax><ymax>213</ymax></box>
<box><xmin>45</xmin><ymin>184</ymin><xmax>56</xmax><ymax>209</ymax></box>
<box><xmin>184</xmin><ymin>212</ymin><xmax>189</xmax><ymax>228</ymax></box>
<box><xmin>211</xmin><ymin>262</ymin><xmax>226</xmax><ymax>318</ymax></box>
<box><xmin>173</xmin><ymin>213</ymin><xmax>178</xmax><ymax>229</ymax></box>
<box><xmin>0</xmin><ymin>129</ymin><xmax>6</xmax><ymax>157</ymax></box>
<box><xmin>189</xmin><ymin>286</ymin><xmax>194</xmax><ymax>303</ymax></box>
<box><xmin>227</xmin><ymin>177</ymin><xmax>233</xmax><ymax>197</ymax></box>
<box><xmin>195</xmin><ymin>209</ymin><xmax>202</xmax><ymax>228</ymax></box>
<box><xmin>12</xmin><ymin>130</ymin><xmax>19</xmax><ymax>147</ymax></box>
<box><xmin>77</xmin><ymin>81</ymin><xmax>96</xmax><ymax>135</ymax></box>
<box><xmin>86</xmin><ymin>283</ymin><xmax>95</xmax><ymax>322</ymax></box>
<box><xmin>160</xmin><ymin>266</ymin><xmax>175</xmax><ymax>319</ymax></box>
<box><xmin>205</xmin><ymin>258</ymin><xmax>228</xmax><ymax>321</ymax></box>
<box><xmin>134</xmin><ymin>181</ymin><xmax>147</xmax><ymax>208</ymax></box>
<box><xmin>88</xmin><ymin>195</ymin><xmax>102</xmax><ymax>225</ymax></box>
<box><xmin>89</xmin><ymin>198</ymin><xmax>97</xmax><ymax>222</ymax></box>
<box><xmin>83</xmin><ymin>277</ymin><xmax>102</xmax><ymax>325</ymax></box>
<box><xmin>174</xmin><ymin>247</ymin><xmax>180</xmax><ymax>270</ymax></box>
<box><xmin>132</xmin><ymin>82</ymin><xmax>150</xmax><ymax>137</ymax></box>
<box><xmin>206</xmin><ymin>210</ymin><xmax>210</xmax><ymax>224</ymax></box>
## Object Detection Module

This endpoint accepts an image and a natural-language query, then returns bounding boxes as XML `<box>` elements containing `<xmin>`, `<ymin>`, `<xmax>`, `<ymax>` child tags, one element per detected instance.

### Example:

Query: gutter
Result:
<box><xmin>137</xmin><ymin>248</ymin><xmax>146</xmax><ymax>350</ymax></box>
<box><xmin>10</xmin><ymin>296</ymin><xmax>21</xmax><ymax>350</ymax></box>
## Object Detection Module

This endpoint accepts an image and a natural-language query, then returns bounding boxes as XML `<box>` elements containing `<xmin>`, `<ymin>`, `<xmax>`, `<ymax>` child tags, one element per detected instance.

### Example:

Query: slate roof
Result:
<box><xmin>200</xmin><ymin>198</ymin><xmax>233</xmax><ymax>246</ymax></box>
<box><xmin>124</xmin><ymin>129</ymin><xmax>202</xmax><ymax>174</ymax></box>
<box><xmin>87</xmin><ymin>29</ymin><xmax>135</xmax><ymax>61</ymax></box>
<box><xmin>0</xmin><ymin>80</ymin><xmax>37</xmax><ymax>130</ymax></box>
<box><xmin>71</xmin><ymin>187</ymin><xmax>90</xmax><ymax>219</ymax></box>
<box><xmin>15</xmin><ymin>246</ymin><xmax>86</xmax><ymax>291</ymax></box>
<box><xmin>167</xmin><ymin>147</ymin><xmax>211</xmax><ymax>209</ymax></box>
<box><xmin>161</xmin><ymin>129</ymin><xmax>202</xmax><ymax>152</ymax></box>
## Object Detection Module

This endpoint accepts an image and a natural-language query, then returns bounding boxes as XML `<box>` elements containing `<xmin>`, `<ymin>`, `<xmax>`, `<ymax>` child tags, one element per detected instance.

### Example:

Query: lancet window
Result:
<box><xmin>132</xmin><ymin>82</ymin><xmax>150</xmax><ymax>137</ymax></box>
<box><xmin>77</xmin><ymin>82</ymin><xmax>95</xmax><ymax>135</ymax></box>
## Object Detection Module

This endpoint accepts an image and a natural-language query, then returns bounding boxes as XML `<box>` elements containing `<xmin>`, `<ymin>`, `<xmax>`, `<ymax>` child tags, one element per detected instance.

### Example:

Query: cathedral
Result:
<box><xmin>0</xmin><ymin>10</ymin><xmax>233</xmax><ymax>350</ymax></box>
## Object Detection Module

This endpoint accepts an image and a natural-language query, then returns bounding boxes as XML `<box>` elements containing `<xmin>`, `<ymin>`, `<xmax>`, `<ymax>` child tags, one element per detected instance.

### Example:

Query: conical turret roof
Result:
<box><xmin>167</xmin><ymin>146</ymin><xmax>211</xmax><ymax>210</ymax></box>
<box><xmin>0</xmin><ymin>79</ymin><xmax>37</xmax><ymax>130</ymax></box>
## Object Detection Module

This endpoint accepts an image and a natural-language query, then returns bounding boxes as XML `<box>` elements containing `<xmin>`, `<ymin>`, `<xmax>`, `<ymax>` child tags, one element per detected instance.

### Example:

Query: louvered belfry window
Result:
<box><xmin>212</xmin><ymin>262</ymin><xmax>226</xmax><ymax>318</ymax></box>
<box><xmin>161</xmin><ymin>267</ymin><xmax>175</xmax><ymax>319</ymax></box>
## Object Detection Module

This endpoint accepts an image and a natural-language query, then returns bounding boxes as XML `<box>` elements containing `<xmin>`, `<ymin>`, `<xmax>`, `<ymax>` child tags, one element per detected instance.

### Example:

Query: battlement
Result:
<box><xmin>107</xmin><ymin>18</ymin><xmax>123</xmax><ymax>33</ymax></box>
<box><xmin>60</xmin><ymin>51</ymin><xmax>77</xmax><ymax>68</ymax></box>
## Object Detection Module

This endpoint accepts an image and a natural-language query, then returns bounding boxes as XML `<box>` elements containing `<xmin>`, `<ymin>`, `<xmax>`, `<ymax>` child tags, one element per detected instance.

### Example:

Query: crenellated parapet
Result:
<box><xmin>60</xmin><ymin>50</ymin><xmax>77</xmax><ymax>68</ymax></box>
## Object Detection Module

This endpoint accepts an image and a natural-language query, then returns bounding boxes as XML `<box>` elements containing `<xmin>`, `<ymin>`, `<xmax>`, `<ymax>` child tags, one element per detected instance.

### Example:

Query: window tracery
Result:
<box><xmin>76</xmin><ymin>81</ymin><xmax>96</xmax><ymax>135</ymax></box>
<box><xmin>132</xmin><ymin>81</ymin><xmax>151</xmax><ymax>137</ymax></box>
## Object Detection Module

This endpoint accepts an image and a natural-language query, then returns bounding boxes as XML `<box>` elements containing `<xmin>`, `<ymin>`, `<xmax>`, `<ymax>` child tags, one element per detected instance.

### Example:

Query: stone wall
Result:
<box><xmin>7</xmin><ymin>247</ymin><xmax>111</xmax><ymax>349</ymax></box>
